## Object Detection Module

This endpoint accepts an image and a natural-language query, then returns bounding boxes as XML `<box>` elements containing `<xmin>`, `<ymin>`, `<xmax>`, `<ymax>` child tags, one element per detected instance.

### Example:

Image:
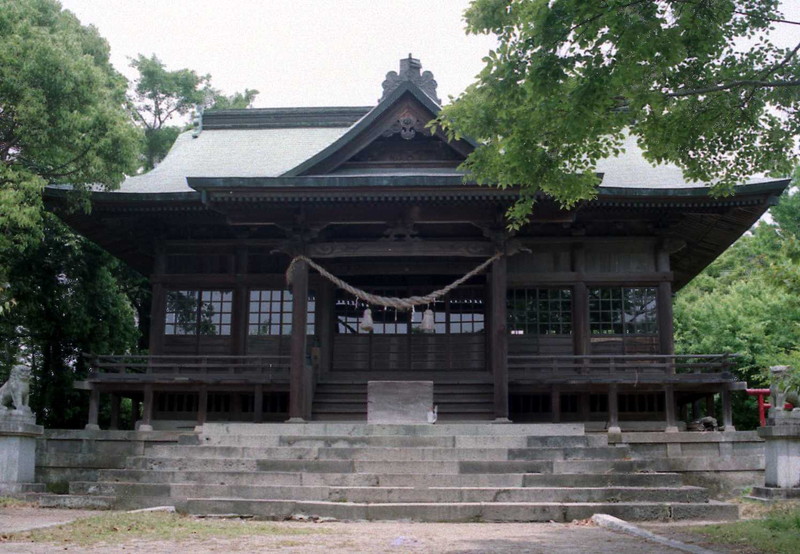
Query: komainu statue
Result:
<box><xmin>0</xmin><ymin>361</ymin><xmax>32</xmax><ymax>416</ymax></box>
<box><xmin>769</xmin><ymin>365</ymin><xmax>800</xmax><ymax>422</ymax></box>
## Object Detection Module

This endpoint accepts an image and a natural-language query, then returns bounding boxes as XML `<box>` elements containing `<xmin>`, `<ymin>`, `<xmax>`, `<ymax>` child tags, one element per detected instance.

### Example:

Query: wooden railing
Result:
<box><xmin>87</xmin><ymin>354</ymin><xmax>291</xmax><ymax>382</ymax></box>
<box><xmin>508</xmin><ymin>354</ymin><xmax>736</xmax><ymax>382</ymax></box>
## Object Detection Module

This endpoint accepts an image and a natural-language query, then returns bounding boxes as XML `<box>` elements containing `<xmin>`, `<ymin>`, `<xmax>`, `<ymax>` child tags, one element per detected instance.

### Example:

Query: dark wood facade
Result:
<box><xmin>48</xmin><ymin>58</ymin><xmax>789</xmax><ymax>430</ymax></box>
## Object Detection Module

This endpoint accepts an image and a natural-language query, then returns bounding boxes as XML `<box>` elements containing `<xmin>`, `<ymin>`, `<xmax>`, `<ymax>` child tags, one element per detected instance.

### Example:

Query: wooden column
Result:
<box><xmin>490</xmin><ymin>255</ymin><xmax>509</xmax><ymax>421</ymax></box>
<box><xmin>85</xmin><ymin>389</ymin><xmax>100</xmax><ymax>430</ymax></box>
<box><xmin>317</xmin><ymin>281</ymin><xmax>335</xmax><ymax>377</ymax></box>
<box><xmin>196</xmin><ymin>386</ymin><xmax>208</xmax><ymax>428</ymax></box>
<box><xmin>253</xmin><ymin>384</ymin><xmax>263</xmax><ymax>423</ymax></box>
<box><xmin>288</xmin><ymin>258</ymin><xmax>310</xmax><ymax>421</ymax></box>
<box><xmin>664</xmin><ymin>385</ymin><xmax>678</xmax><ymax>432</ymax></box>
<box><xmin>232</xmin><ymin>245</ymin><xmax>249</xmax><ymax>356</ymax></box>
<box><xmin>551</xmin><ymin>387</ymin><xmax>561</xmax><ymax>423</ymax></box>
<box><xmin>656</xmin><ymin>248</ymin><xmax>675</xmax><ymax>357</ymax></box>
<box><xmin>148</xmin><ymin>243</ymin><xmax>167</xmax><ymax>354</ymax></box>
<box><xmin>140</xmin><ymin>385</ymin><xmax>154</xmax><ymax>431</ymax></box>
<box><xmin>721</xmin><ymin>387</ymin><xmax>735</xmax><ymax>431</ymax></box>
<box><xmin>706</xmin><ymin>394</ymin><xmax>715</xmax><ymax>419</ymax></box>
<box><xmin>572</xmin><ymin>244</ymin><xmax>589</xmax><ymax>357</ymax></box>
<box><xmin>109</xmin><ymin>394</ymin><xmax>120</xmax><ymax>430</ymax></box>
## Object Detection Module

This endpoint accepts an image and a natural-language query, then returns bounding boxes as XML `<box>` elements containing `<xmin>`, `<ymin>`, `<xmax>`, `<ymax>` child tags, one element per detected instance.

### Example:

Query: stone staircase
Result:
<box><xmin>312</xmin><ymin>381</ymin><xmax>495</xmax><ymax>420</ymax></box>
<box><xmin>53</xmin><ymin>422</ymin><xmax>739</xmax><ymax>522</ymax></box>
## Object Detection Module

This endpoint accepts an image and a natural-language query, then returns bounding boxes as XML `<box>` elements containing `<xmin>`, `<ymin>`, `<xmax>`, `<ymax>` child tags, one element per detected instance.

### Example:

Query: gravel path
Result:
<box><xmin>0</xmin><ymin>507</ymin><xmax>698</xmax><ymax>553</ymax></box>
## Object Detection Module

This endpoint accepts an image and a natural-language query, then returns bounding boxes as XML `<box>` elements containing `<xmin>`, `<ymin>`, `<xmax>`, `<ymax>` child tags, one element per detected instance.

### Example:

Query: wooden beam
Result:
<box><xmin>288</xmin><ymin>258</ymin><xmax>309</xmax><ymax>421</ymax></box>
<box><xmin>490</xmin><ymin>256</ymin><xmax>510</xmax><ymax>421</ymax></box>
<box><xmin>307</xmin><ymin>241</ymin><xmax>495</xmax><ymax>259</ymax></box>
<box><xmin>109</xmin><ymin>394</ymin><xmax>120</xmax><ymax>430</ymax></box>
<box><xmin>664</xmin><ymin>385</ymin><xmax>678</xmax><ymax>432</ymax></box>
<box><xmin>140</xmin><ymin>385</ymin><xmax>154</xmax><ymax>431</ymax></box>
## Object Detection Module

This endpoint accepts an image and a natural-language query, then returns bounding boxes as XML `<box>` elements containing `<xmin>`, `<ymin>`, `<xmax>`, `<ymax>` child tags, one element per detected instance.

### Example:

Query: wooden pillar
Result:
<box><xmin>490</xmin><ymin>255</ymin><xmax>509</xmax><ymax>421</ymax></box>
<box><xmin>664</xmin><ymin>385</ymin><xmax>678</xmax><ymax>432</ymax></box>
<box><xmin>109</xmin><ymin>394</ymin><xmax>120</xmax><ymax>430</ymax></box>
<box><xmin>232</xmin><ymin>245</ymin><xmax>249</xmax><ymax>356</ymax></box>
<box><xmin>656</xmin><ymin>248</ymin><xmax>675</xmax><ymax>357</ymax></box>
<box><xmin>288</xmin><ymin>259</ymin><xmax>309</xmax><ymax>421</ymax></box>
<box><xmin>721</xmin><ymin>387</ymin><xmax>735</xmax><ymax>431</ymax></box>
<box><xmin>140</xmin><ymin>385</ymin><xmax>154</xmax><ymax>431</ymax></box>
<box><xmin>551</xmin><ymin>387</ymin><xmax>561</xmax><ymax>423</ymax></box>
<box><xmin>197</xmin><ymin>386</ymin><xmax>208</xmax><ymax>427</ymax></box>
<box><xmin>85</xmin><ymin>388</ymin><xmax>100</xmax><ymax>430</ymax></box>
<box><xmin>608</xmin><ymin>384</ymin><xmax>621</xmax><ymax>440</ymax></box>
<box><xmin>149</xmin><ymin>243</ymin><xmax>167</xmax><ymax>354</ymax></box>
<box><xmin>253</xmin><ymin>384</ymin><xmax>263</xmax><ymax>423</ymax></box>
<box><xmin>572</xmin><ymin>244</ymin><xmax>589</xmax><ymax>358</ymax></box>
<box><xmin>317</xmin><ymin>281</ymin><xmax>335</xmax><ymax>377</ymax></box>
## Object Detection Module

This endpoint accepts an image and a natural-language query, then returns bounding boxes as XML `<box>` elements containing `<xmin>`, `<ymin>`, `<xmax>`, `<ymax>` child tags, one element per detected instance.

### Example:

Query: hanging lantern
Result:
<box><xmin>360</xmin><ymin>307</ymin><xmax>374</xmax><ymax>332</ymax></box>
<box><xmin>420</xmin><ymin>308</ymin><xmax>435</xmax><ymax>333</ymax></box>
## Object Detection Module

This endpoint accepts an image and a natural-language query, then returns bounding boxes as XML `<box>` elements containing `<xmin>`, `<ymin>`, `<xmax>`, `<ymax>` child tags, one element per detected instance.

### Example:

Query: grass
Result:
<box><xmin>686</xmin><ymin>503</ymin><xmax>800</xmax><ymax>554</ymax></box>
<box><xmin>1</xmin><ymin>511</ymin><xmax>330</xmax><ymax>547</ymax></box>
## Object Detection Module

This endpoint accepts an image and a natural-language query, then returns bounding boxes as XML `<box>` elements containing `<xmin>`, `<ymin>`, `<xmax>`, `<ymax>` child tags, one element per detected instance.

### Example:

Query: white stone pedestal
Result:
<box><xmin>0</xmin><ymin>413</ymin><xmax>44</xmax><ymax>494</ymax></box>
<box><xmin>367</xmin><ymin>381</ymin><xmax>434</xmax><ymax>424</ymax></box>
<box><xmin>753</xmin><ymin>421</ymin><xmax>800</xmax><ymax>500</ymax></box>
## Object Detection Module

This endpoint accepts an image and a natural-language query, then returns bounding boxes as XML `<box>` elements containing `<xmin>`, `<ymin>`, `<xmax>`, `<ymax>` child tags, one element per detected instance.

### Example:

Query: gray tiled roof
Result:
<box><xmin>117</xmin><ymin>127</ymin><xmax>350</xmax><ymax>193</ymax></box>
<box><xmin>115</xmin><ymin>116</ymin><xmax>772</xmax><ymax>194</ymax></box>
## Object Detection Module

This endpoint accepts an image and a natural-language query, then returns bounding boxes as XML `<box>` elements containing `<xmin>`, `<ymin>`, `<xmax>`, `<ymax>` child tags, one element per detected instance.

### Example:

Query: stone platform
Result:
<box><xmin>37</xmin><ymin>422</ymin><xmax>740</xmax><ymax>522</ymax></box>
<box><xmin>0</xmin><ymin>414</ymin><xmax>43</xmax><ymax>495</ymax></box>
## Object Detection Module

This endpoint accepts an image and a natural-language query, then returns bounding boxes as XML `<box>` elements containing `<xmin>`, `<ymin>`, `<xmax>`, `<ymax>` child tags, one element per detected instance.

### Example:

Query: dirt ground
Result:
<box><xmin>0</xmin><ymin>506</ymin><xmax>718</xmax><ymax>553</ymax></box>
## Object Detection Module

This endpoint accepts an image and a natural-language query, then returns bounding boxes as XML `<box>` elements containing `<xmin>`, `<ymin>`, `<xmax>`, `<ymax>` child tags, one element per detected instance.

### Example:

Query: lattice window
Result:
<box><xmin>248</xmin><ymin>289</ymin><xmax>315</xmax><ymax>336</ymax></box>
<box><xmin>507</xmin><ymin>288</ymin><xmax>572</xmax><ymax>335</ymax></box>
<box><xmin>165</xmin><ymin>289</ymin><xmax>233</xmax><ymax>336</ymax></box>
<box><xmin>589</xmin><ymin>287</ymin><xmax>657</xmax><ymax>335</ymax></box>
<box><xmin>335</xmin><ymin>286</ymin><xmax>484</xmax><ymax>335</ymax></box>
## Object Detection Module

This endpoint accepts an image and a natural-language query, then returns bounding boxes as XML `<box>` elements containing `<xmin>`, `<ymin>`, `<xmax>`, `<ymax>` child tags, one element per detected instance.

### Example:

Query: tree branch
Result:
<box><xmin>665</xmin><ymin>79</ymin><xmax>800</xmax><ymax>97</ymax></box>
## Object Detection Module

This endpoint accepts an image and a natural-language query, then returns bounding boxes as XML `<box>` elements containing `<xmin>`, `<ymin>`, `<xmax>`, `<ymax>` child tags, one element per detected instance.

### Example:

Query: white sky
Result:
<box><xmin>58</xmin><ymin>0</ymin><xmax>495</xmax><ymax>108</ymax></box>
<box><xmin>59</xmin><ymin>0</ymin><xmax>800</xmax><ymax>110</ymax></box>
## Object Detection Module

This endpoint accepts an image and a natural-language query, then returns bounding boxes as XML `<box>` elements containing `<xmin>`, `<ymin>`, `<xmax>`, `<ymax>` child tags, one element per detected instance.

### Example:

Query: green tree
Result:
<box><xmin>129</xmin><ymin>54</ymin><xmax>258</xmax><ymax>169</ymax></box>
<box><xmin>439</xmin><ymin>0</ymin><xmax>799</xmax><ymax>226</ymax></box>
<box><xmin>0</xmin><ymin>214</ymin><xmax>141</xmax><ymax>428</ymax></box>
<box><xmin>674</xmin><ymin>185</ymin><xmax>800</xmax><ymax>428</ymax></box>
<box><xmin>0</xmin><ymin>0</ymin><xmax>140</xmax><ymax>256</ymax></box>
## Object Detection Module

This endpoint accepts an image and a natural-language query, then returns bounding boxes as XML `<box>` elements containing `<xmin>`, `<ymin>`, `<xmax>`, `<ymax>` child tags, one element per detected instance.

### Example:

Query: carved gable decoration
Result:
<box><xmin>287</xmin><ymin>57</ymin><xmax>474</xmax><ymax>176</ymax></box>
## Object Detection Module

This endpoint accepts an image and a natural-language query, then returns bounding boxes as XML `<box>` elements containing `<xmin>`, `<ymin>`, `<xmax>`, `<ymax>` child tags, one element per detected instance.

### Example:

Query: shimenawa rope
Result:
<box><xmin>286</xmin><ymin>253</ymin><xmax>503</xmax><ymax>310</ymax></box>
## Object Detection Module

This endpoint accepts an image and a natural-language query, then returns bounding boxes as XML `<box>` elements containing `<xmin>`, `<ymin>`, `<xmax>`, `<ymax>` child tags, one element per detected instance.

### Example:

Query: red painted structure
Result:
<box><xmin>747</xmin><ymin>388</ymin><xmax>771</xmax><ymax>427</ymax></box>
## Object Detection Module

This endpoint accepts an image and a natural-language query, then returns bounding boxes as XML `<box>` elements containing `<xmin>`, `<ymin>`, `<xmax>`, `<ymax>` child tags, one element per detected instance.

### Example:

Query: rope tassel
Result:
<box><xmin>360</xmin><ymin>308</ymin><xmax>374</xmax><ymax>332</ymax></box>
<box><xmin>420</xmin><ymin>308</ymin><xmax>435</xmax><ymax>333</ymax></box>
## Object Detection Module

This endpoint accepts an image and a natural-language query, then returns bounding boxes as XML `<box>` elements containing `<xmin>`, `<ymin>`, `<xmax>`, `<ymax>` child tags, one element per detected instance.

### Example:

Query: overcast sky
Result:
<box><xmin>58</xmin><ymin>0</ymin><xmax>495</xmax><ymax>108</ymax></box>
<box><xmin>59</xmin><ymin>0</ymin><xmax>799</xmax><ymax>110</ymax></box>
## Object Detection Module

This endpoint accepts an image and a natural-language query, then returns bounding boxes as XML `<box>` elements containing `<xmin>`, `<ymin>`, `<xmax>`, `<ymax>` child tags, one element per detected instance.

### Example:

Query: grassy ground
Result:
<box><xmin>0</xmin><ymin>497</ymin><xmax>33</xmax><ymax>509</ymax></box>
<box><xmin>684</xmin><ymin>503</ymin><xmax>800</xmax><ymax>554</ymax></box>
<box><xmin>1</xmin><ymin>511</ymin><xmax>330</xmax><ymax>547</ymax></box>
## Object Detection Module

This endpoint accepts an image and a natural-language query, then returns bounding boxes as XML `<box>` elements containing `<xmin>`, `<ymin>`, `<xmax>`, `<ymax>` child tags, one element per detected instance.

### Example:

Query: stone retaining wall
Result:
<box><xmin>35</xmin><ymin>430</ymin><xmax>182</xmax><ymax>489</ymax></box>
<box><xmin>615</xmin><ymin>430</ymin><xmax>765</xmax><ymax>496</ymax></box>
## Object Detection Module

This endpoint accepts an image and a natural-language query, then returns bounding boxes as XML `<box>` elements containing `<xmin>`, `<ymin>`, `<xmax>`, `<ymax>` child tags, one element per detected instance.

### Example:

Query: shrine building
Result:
<box><xmin>47</xmin><ymin>57</ymin><xmax>789</xmax><ymax>432</ymax></box>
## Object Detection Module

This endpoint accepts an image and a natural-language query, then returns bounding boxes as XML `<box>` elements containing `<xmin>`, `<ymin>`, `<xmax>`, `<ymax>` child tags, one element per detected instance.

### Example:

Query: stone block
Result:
<box><xmin>0</xmin><ymin>416</ymin><xmax>43</xmax><ymax>486</ymax></box>
<box><xmin>758</xmin><ymin>423</ymin><xmax>800</xmax><ymax>488</ymax></box>
<box><xmin>367</xmin><ymin>381</ymin><xmax>433</xmax><ymax>424</ymax></box>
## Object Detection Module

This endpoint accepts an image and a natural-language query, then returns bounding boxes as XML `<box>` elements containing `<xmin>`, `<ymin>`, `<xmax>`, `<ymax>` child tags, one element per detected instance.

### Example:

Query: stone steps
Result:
<box><xmin>95</xmin><ymin>469</ymin><xmax>686</xmax><ymax>488</ymax></box>
<box><xmin>143</xmin><ymin>444</ymin><xmax>630</xmax><ymax>462</ymax></box>
<box><xmin>182</xmin><ymin>498</ymin><xmax>739</xmax><ymax>522</ymax></box>
<box><xmin>69</xmin><ymin>482</ymin><xmax>709</xmax><ymax>504</ymax></box>
<box><xmin>47</xmin><ymin>422</ymin><xmax>740</xmax><ymax>522</ymax></box>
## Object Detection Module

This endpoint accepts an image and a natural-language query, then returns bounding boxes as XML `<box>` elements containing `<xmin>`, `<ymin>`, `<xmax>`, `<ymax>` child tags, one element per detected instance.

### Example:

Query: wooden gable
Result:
<box><xmin>285</xmin><ymin>83</ymin><xmax>475</xmax><ymax>177</ymax></box>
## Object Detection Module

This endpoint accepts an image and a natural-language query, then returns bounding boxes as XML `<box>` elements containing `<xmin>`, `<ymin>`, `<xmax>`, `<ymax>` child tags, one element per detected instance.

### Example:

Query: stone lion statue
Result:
<box><xmin>0</xmin><ymin>362</ymin><xmax>32</xmax><ymax>415</ymax></box>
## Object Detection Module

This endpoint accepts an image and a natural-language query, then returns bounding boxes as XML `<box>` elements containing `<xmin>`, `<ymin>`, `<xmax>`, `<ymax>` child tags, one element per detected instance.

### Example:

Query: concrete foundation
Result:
<box><xmin>755</xmin><ymin>422</ymin><xmax>800</xmax><ymax>499</ymax></box>
<box><xmin>0</xmin><ymin>414</ymin><xmax>43</xmax><ymax>494</ymax></box>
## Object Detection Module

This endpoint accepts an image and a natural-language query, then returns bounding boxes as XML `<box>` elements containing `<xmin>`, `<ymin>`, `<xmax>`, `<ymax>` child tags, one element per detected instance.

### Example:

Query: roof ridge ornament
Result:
<box><xmin>380</xmin><ymin>54</ymin><xmax>440</xmax><ymax>105</ymax></box>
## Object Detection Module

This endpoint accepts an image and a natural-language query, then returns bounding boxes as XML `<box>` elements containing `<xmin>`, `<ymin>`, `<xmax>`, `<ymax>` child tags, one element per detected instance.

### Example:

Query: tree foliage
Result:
<box><xmin>440</xmin><ymin>0</ymin><xmax>799</xmax><ymax>226</ymax></box>
<box><xmin>674</xmin><ymin>180</ymin><xmax>800</xmax><ymax>427</ymax></box>
<box><xmin>0</xmin><ymin>0</ymin><xmax>140</xmax><ymax>256</ymax></box>
<box><xmin>0</xmin><ymin>214</ymin><xmax>141</xmax><ymax>428</ymax></box>
<box><xmin>129</xmin><ymin>54</ymin><xmax>258</xmax><ymax>169</ymax></box>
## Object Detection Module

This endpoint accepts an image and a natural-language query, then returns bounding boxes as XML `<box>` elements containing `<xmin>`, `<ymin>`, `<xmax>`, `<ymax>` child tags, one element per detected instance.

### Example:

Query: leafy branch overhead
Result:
<box><xmin>438</xmin><ymin>0</ymin><xmax>800</xmax><ymax>227</ymax></box>
<box><xmin>128</xmin><ymin>54</ymin><xmax>259</xmax><ymax>169</ymax></box>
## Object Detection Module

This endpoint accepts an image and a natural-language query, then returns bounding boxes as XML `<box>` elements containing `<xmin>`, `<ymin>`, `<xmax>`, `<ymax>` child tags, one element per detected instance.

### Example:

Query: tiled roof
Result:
<box><xmin>116</xmin><ymin>126</ymin><xmax>350</xmax><ymax>193</ymax></box>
